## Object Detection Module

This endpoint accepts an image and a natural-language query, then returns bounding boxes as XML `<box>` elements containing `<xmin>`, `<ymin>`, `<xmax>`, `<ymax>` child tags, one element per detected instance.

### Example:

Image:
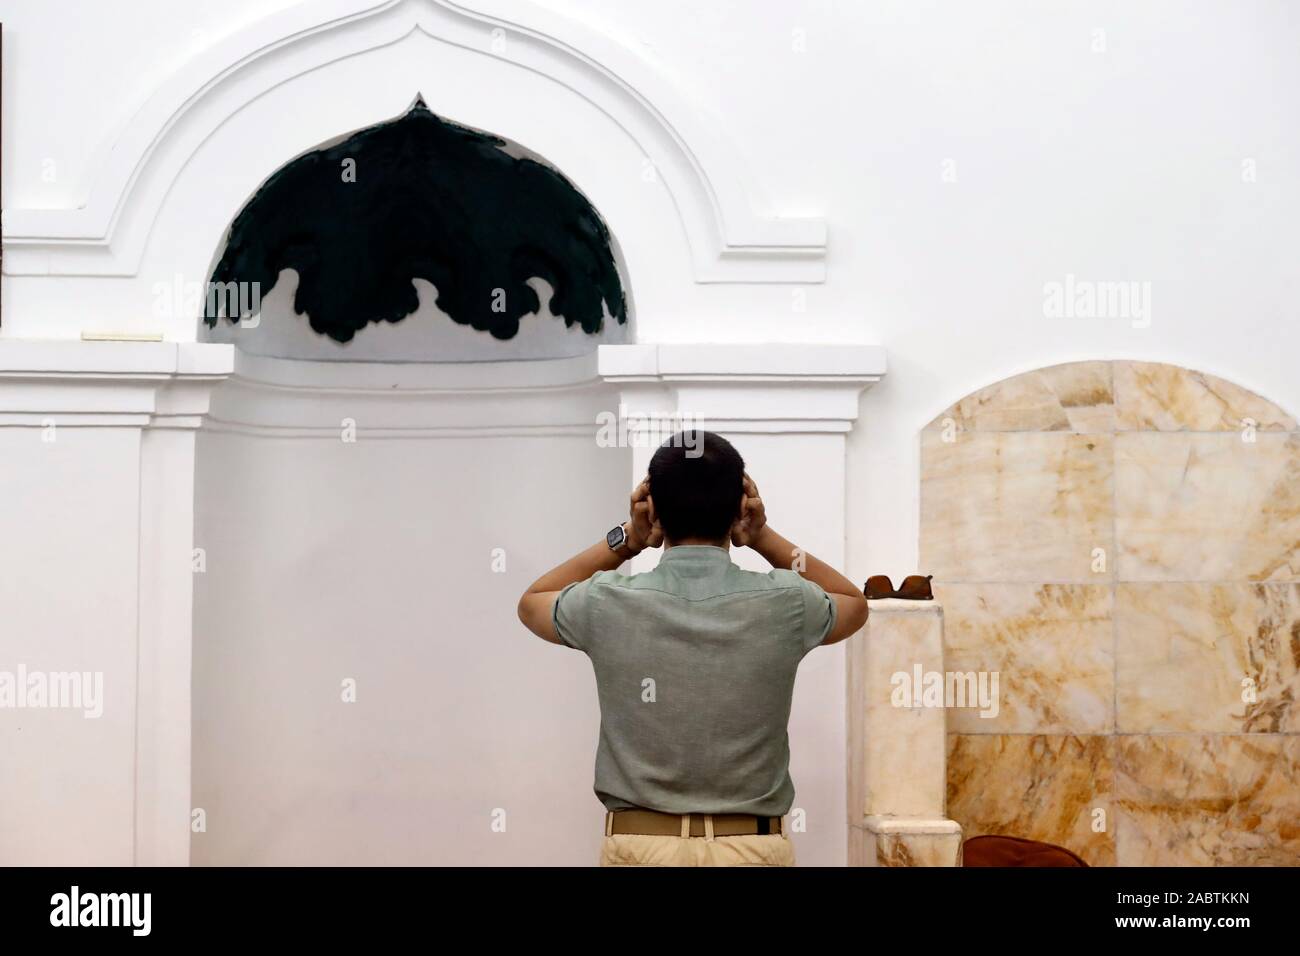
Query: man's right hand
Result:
<box><xmin>730</xmin><ymin>473</ymin><xmax>767</xmax><ymax>547</ymax></box>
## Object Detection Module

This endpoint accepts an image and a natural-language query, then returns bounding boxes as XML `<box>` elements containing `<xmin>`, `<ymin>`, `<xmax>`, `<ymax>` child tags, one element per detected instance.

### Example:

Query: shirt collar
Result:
<box><xmin>657</xmin><ymin>545</ymin><xmax>734</xmax><ymax>565</ymax></box>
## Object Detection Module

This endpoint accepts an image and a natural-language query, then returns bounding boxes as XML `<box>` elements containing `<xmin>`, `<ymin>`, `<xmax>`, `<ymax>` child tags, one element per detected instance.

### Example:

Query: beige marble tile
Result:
<box><xmin>921</xmin><ymin>360</ymin><xmax>1300</xmax><ymax>869</ymax></box>
<box><xmin>1115</xmin><ymin>361</ymin><xmax>1297</xmax><ymax>432</ymax></box>
<box><xmin>1116</xmin><ymin>583</ymin><xmax>1300</xmax><ymax>733</ymax></box>
<box><xmin>921</xmin><ymin>432</ymin><xmax>1114</xmax><ymax>581</ymax></box>
<box><xmin>926</xmin><ymin>361</ymin><xmax>1114</xmax><ymax>434</ymax></box>
<box><xmin>942</xmin><ymin>584</ymin><xmax>1114</xmax><ymax>734</ymax></box>
<box><xmin>1115</xmin><ymin>735</ymin><xmax>1300</xmax><ymax>866</ymax></box>
<box><xmin>947</xmin><ymin>734</ymin><xmax>1115</xmax><ymax>866</ymax></box>
<box><xmin>1115</xmin><ymin>432</ymin><xmax>1300</xmax><ymax>581</ymax></box>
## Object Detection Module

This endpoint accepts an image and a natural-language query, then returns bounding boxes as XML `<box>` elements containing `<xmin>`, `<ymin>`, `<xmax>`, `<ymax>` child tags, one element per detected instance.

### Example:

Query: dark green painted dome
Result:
<box><xmin>206</xmin><ymin>98</ymin><xmax>626</xmax><ymax>344</ymax></box>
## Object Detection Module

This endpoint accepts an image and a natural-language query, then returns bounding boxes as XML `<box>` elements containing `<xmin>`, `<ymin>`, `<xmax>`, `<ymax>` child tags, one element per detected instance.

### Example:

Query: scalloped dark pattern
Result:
<box><xmin>205</xmin><ymin>99</ymin><xmax>626</xmax><ymax>343</ymax></box>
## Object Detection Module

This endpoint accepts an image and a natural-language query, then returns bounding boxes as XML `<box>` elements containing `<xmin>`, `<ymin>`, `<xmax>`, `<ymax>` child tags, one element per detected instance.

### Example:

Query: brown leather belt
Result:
<box><xmin>607</xmin><ymin>809</ymin><xmax>783</xmax><ymax>837</ymax></box>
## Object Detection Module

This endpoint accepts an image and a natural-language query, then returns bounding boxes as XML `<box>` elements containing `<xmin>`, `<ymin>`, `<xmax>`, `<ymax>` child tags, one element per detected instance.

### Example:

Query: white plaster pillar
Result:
<box><xmin>0</xmin><ymin>340</ymin><xmax>233</xmax><ymax>865</ymax></box>
<box><xmin>597</xmin><ymin>343</ymin><xmax>885</xmax><ymax>867</ymax></box>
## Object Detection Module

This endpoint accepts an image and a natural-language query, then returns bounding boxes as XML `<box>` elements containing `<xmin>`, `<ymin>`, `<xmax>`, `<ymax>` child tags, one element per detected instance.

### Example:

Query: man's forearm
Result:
<box><xmin>752</xmin><ymin>526</ymin><xmax>861</xmax><ymax>598</ymax></box>
<box><xmin>524</xmin><ymin>535</ymin><xmax>632</xmax><ymax>595</ymax></box>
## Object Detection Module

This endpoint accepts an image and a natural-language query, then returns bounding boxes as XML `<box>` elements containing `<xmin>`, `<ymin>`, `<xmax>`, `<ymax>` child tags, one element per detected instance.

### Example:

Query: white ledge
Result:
<box><xmin>598</xmin><ymin>343</ymin><xmax>886</xmax><ymax>382</ymax></box>
<box><xmin>597</xmin><ymin>343</ymin><xmax>886</xmax><ymax>434</ymax></box>
<box><xmin>0</xmin><ymin>340</ymin><xmax>234</xmax><ymax>378</ymax></box>
<box><xmin>0</xmin><ymin>341</ymin><xmax>235</xmax><ymax>426</ymax></box>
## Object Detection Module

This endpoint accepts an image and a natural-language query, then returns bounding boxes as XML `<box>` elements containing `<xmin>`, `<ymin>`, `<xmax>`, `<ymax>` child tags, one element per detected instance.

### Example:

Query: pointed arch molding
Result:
<box><xmin>2</xmin><ymin>0</ymin><xmax>826</xmax><ymax>282</ymax></box>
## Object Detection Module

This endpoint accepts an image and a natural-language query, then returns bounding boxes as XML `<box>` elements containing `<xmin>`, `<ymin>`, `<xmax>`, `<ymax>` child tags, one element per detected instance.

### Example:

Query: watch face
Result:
<box><xmin>606</xmin><ymin>525</ymin><xmax>626</xmax><ymax>550</ymax></box>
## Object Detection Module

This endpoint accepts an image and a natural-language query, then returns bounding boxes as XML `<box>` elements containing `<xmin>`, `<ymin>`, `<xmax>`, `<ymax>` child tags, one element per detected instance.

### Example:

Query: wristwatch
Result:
<box><xmin>606</xmin><ymin>522</ymin><xmax>636</xmax><ymax>559</ymax></box>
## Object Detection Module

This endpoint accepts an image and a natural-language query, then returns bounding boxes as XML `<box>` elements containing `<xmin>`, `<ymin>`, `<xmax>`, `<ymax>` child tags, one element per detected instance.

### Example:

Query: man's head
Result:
<box><xmin>647</xmin><ymin>431</ymin><xmax>744</xmax><ymax>545</ymax></box>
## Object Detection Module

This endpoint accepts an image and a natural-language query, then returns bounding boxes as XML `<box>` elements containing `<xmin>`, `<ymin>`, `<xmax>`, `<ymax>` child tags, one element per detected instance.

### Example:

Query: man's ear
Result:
<box><xmin>647</xmin><ymin>494</ymin><xmax>657</xmax><ymax>525</ymax></box>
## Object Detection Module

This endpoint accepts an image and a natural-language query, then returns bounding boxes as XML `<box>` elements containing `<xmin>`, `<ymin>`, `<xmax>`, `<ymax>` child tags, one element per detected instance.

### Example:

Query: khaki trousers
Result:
<box><xmin>599</xmin><ymin>813</ymin><xmax>796</xmax><ymax>867</ymax></box>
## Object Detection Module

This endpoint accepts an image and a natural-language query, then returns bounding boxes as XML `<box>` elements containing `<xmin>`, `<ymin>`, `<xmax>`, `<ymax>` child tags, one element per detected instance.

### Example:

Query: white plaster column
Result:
<box><xmin>597</xmin><ymin>343</ymin><xmax>885</xmax><ymax>867</ymax></box>
<box><xmin>0</xmin><ymin>340</ymin><xmax>233</xmax><ymax>865</ymax></box>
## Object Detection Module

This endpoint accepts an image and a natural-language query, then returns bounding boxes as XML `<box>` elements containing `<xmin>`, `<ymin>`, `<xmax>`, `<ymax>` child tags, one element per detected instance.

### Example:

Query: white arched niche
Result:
<box><xmin>177</xmin><ymin>6</ymin><xmax>669</xmax><ymax>867</ymax></box>
<box><xmin>0</xmin><ymin>0</ymin><xmax>869</xmax><ymax>869</ymax></box>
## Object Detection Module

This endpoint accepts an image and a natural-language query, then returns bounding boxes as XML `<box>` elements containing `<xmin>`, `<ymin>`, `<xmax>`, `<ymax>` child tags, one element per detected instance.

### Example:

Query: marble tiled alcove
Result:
<box><xmin>922</xmin><ymin>361</ymin><xmax>1300</xmax><ymax>866</ymax></box>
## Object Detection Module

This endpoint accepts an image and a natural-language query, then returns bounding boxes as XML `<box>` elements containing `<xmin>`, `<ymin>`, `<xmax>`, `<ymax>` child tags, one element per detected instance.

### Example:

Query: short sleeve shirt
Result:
<box><xmin>552</xmin><ymin>545</ymin><xmax>836</xmax><ymax>815</ymax></box>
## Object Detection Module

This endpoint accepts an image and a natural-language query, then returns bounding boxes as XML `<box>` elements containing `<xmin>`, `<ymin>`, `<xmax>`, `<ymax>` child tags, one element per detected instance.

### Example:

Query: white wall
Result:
<box><xmin>527</xmin><ymin>0</ymin><xmax>1300</xmax><ymax>580</ymax></box>
<box><xmin>0</xmin><ymin>427</ymin><xmax>141</xmax><ymax>865</ymax></box>
<box><xmin>7</xmin><ymin>0</ymin><xmax>1297</xmax><ymax>564</ymax></box>
<box><xmin>193</xmin><ymin>426</ymin><xmax>629</xmax><ymax>865</ymax></box>
<box><xmin>4</xmin><ymin>0</ymin><xmax>1298</xmax><ymax>866</ymax></box>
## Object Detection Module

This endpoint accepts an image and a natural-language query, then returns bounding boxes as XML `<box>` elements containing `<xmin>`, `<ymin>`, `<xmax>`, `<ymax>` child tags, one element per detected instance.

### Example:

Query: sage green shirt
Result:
<box><xmin>552</xmin><ymin>545</ymin><xmax>837</xmax><ymax>816</ymax></box>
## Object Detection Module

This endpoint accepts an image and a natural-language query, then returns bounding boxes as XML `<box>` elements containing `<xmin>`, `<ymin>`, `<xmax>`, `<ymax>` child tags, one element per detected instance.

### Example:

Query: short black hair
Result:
<box><xmin>648</xmin><ymin>430</ymin><xmax>744</xmax><ymax>543</ymax></box>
